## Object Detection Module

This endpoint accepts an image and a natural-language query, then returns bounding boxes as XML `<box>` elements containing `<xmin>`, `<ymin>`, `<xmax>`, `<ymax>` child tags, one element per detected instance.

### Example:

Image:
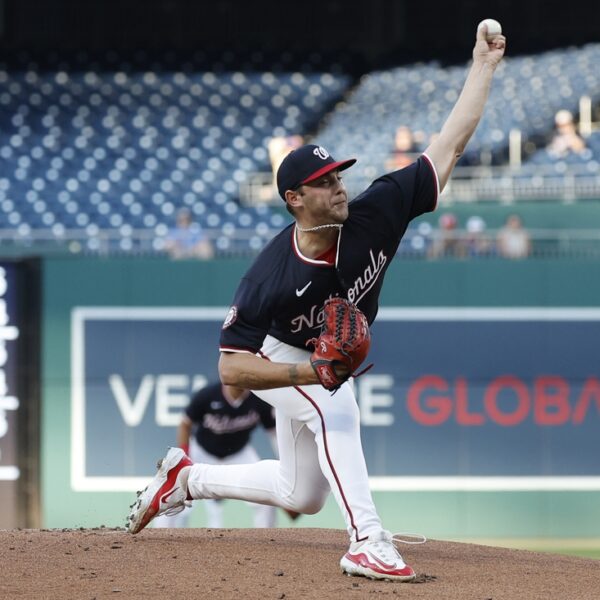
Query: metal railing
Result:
<box><xmin>1</xmin><ymin>227</ymin><xmax>599</xmax><ymax>260</ymax></box>
<box><xmin>398</xmin><ymin>228</ymin><xmax>600</xmax><ymax>260</ymax></box>
<box><xmin>239</xmin><ymin>163</ymin><xmax>600</xmax><ymax>206</ymax></box>
<box><xmin>440</xmin><ymin>164</ymin><xmax>600</xmax><ymax>204</ymax></box>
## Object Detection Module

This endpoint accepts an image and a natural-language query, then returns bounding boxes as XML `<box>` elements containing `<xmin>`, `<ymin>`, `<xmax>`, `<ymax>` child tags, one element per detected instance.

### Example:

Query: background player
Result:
<box><xmin>128</xmin><ymin>22</ymin><xmax>507</xmax><ymax>582</ymax></box>
<box><xmin>152</xmin><ymin>382</ymin><xmax>280</xmax><ymax>529</ymax></box>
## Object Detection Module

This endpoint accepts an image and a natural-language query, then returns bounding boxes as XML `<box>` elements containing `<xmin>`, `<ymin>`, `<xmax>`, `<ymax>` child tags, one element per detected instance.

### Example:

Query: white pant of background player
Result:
<box><xmin>153</xmin><ymin>437</ymin><xmax>276</xmax><ymax>528</ymax></box>
<box><xmin>188</xmin><ymin>335</ymin><xmax>383</xmax><ymax>542</ymax></box>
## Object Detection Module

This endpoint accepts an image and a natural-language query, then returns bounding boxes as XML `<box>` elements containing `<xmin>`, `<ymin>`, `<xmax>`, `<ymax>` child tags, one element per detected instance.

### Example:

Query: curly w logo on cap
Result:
<box><xmin>313</xmin><ymin>146</ymin><xmax>330</xmax><ymax>160</ymax></box>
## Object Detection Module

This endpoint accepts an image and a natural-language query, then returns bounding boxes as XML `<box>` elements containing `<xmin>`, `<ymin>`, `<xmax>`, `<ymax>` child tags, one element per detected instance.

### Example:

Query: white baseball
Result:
<box><xmin>478</xmin><ymin>18</ymin><xmax>502</xmax><ymax>42</ymax></box>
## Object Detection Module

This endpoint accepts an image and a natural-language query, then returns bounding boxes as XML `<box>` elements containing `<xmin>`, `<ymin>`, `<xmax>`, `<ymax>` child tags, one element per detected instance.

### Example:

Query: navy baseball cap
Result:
<box><xmin>276</xmin><ymin>144</ymin><xmax>356</xmax><ymax>200</ymax></box>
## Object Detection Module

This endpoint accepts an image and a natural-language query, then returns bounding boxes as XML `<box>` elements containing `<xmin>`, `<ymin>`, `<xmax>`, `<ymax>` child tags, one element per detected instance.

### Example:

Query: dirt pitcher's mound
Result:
<box><xmin>1</xmin><ymin>527</ymin><xmax>598</xmax><ymax>599</ymax></box>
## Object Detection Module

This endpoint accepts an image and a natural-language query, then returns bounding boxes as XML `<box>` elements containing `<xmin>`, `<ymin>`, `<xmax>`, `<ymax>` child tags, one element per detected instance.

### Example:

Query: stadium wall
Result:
<box><xmin>41</xmin><ymin>257</ymin><xmax>600</xmax><ymax>539</ymax></box>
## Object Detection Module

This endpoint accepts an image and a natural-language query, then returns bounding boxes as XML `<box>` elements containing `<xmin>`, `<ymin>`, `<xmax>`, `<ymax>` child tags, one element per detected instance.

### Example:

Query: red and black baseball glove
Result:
<box><xmin>306</xmin><ymin>298</ymin><xmax>372</xmax><ymax>392</ymax></box>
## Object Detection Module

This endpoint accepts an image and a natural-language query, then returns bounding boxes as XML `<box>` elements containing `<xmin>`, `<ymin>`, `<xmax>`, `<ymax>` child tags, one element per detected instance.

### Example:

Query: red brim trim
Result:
<box><xmin>300</xmin><ymin>159</ymin><xmax>357</xmax><ymax>185</ymax></box>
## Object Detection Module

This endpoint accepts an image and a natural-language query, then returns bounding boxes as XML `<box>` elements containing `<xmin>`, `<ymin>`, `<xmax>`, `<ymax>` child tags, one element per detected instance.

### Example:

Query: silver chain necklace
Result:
<box><xmin>295</xmin><ymin>223</ymin><xmax>343</xmax><ymax>233</ymax></box>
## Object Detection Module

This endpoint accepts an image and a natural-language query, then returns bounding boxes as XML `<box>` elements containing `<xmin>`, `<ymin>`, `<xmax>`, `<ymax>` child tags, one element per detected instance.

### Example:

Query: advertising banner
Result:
<box><xmin>71</xmin><ymin>307</ymin><xmax>600</xmax><ymax>492</ymax></box>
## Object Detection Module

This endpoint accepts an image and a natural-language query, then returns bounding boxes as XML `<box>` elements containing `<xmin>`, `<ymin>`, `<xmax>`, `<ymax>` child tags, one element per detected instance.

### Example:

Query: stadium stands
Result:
<box><xmin>317</xmin><ymin>44</ymin><xmax>600</xmax><ymax>196</ymax></box>
<box><xmin>0</xmin><ymin>45</ymin><xmax>598</xmax><ymax>255</ymax></box>
<box><xmin>0</xmin><ymin>51</ymin><xmax>351</xmax><ymax>253</ymax></box>
<box><xmin>398</xmin><ymin>200</ymin><xmax>600</xmax><ymax>260</ymax></box>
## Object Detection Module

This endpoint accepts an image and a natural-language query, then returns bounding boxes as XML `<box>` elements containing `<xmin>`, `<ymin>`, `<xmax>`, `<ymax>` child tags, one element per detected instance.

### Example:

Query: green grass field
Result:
<box><xmin>459</xmin><ymin>538</ymin><xmax>600</xmax><ymax>560</ymax></box>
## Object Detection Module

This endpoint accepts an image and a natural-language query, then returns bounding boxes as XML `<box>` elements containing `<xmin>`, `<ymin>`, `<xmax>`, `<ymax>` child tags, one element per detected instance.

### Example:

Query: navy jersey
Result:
<box><xmin>187</xmin><ymin>383</ymin><xmax>276</xmax><ymax>458</ymax></box>
<box><xmin>220</xmin><ymin>155</ymin><xmax>438</xmax><ymax>352</ymax></box>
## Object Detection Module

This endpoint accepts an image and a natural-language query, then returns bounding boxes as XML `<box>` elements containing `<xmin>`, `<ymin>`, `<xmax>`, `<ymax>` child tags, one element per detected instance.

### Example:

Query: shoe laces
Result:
<box><xmin>371</xmin><ymin>530</ymin><xmax>427</xmax><ymax>562</ymax></box>
<box><xmin>162</xmin><ymin>499</ymin><xmax>192</xmax><ymax>517</ymax></box>
<box><xmin>391</xmin><ymin>531</ymin><xmax>427</xmax><ymax>546</ymax></box>
<box><xmin>369</xmin><ymin>539</ymin><xmax>401</xmax><ymax>563</ymax></box>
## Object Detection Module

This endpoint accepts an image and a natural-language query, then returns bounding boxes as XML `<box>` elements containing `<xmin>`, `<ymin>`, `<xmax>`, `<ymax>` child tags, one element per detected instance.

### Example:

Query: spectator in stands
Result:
<box><xmin>256</xmin><ymin>135</ymin><xmax>305</xmax><ymax>202</ymax></box>
<box><xmin>386</xmin><ymin>125</ymin><xmax>418</xmax><ymax>170</ymax></box>
<box><xmin>428</xmin><ymin>212</ymin><xmax>465</xmax><ymax>258</ymax></box>
<box><xmin>496</xmin><ymin>214</ymin><xmax>532</xmax><ymax>259</ymax></box>
<box><xmin>268</xmin><ymin>135</ymin><xmax>304</xmax><ymax>184</ymax></box>
<box><xmin>465</xmin><ymin>215</ymin><xmax>492</xmax><ymax>257</ymax></box>
<box><xmin>546</xmin><ymin>109</ymin><xmax>586</xmax><ymax>158</ymax></box>
<box><xmin>165</xmin><ymin>208</ymin><xmax>214</xmax><ymax>260</ymax></box>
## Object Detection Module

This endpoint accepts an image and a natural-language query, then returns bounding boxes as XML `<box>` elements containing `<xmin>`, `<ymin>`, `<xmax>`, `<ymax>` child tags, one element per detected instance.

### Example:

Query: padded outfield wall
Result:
<box><xmin>41</xmin><ymin>256</ymin><xmax>600</xmax><ymax>539</ymax></box>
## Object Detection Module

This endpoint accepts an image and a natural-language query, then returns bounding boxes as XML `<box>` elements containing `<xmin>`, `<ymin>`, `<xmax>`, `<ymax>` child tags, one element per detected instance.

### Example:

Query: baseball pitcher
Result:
<box><xmin>128</xmin><ymin>22</ymin><xmax>506</xmax><ymax>582</ymax></box>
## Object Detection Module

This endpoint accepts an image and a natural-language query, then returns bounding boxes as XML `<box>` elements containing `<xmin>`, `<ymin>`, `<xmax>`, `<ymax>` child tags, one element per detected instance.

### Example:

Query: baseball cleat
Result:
<box><xmin>126</xmin><ymin>447</ymin><xmax>193</xmax><ymax>534</ymax></box>
<box><xmin>340</xmin><ymin>530</ymin><xmax>416</xmax><ymax>582</ymax></box>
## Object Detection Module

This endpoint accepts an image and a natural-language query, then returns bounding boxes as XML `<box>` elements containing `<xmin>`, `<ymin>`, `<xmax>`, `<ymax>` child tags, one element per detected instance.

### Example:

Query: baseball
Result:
<box><xmin>478</xmin><ymin>18</ymin><xmax>502</xmax><ymax>42</ymax></box>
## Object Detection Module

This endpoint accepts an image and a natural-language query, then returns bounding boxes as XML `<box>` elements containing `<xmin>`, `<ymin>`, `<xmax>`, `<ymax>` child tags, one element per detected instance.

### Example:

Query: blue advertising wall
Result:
<box><xmin>43</xmin><ymin>257</ymin><xmax>600</xmax><ymax>537</ymax></box>
<box><xmin>368</xmin><ymin>312</ymin><xmax>600</xmax><ymax>478</ymax></box>
<box><xmin>72</xmin><ymin>309</ymin><xmax>225</xmax><ymax>487</ymax></box>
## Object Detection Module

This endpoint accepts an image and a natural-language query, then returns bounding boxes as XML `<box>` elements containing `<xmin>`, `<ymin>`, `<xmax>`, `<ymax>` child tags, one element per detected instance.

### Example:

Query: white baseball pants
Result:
<box><xmin>187</xmin><ymin>335</ymin><xmax>383</xmax><ymax>543</ymax></box>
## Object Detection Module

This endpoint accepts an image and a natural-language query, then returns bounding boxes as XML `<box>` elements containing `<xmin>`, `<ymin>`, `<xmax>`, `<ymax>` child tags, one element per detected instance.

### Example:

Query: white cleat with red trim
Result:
<box><xmin>340</xmin><ymin>530</ymin><xmax>416</xmax><ymax>582</ymax></box>
<box><xmin>126</xmin><ymin>447</ymin><xmax>193</xmax><ymax>534</ymax></box>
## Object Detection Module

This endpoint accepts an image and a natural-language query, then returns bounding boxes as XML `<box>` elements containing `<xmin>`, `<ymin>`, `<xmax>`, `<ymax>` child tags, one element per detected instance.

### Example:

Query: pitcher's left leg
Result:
<box><xmin>295</xmin><ymin>381</ymin><xmax>383</xmax><ymax>543</ymax></box>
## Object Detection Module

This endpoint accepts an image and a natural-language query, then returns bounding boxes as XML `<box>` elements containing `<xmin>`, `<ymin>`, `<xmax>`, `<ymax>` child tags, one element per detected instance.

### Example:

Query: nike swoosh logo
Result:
<box><xmin>366</xmin><ymin>551</ymin><xmax>396</xmax><ymax>570</ymax></box>
<box><xmin>296</xmin><ymin>281</ymin><xmax>312</xmax><ymax>297</ymax></box>
<box><xmin>161</xmin><ymin>487</ymin><xmax>179</xmax><ymax>505</ymax></box>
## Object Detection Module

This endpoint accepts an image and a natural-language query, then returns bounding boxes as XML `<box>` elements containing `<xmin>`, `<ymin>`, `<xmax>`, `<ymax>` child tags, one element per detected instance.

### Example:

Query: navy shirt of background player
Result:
<box><xmin>186</xmin><ymin>383</ymin><xmax>276</xmax><ymax>458</ymax></box>
<box><xmin>220</xmin><ymin>155</ymin><xmax>439</xmax><ymax>353</ymax></box>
